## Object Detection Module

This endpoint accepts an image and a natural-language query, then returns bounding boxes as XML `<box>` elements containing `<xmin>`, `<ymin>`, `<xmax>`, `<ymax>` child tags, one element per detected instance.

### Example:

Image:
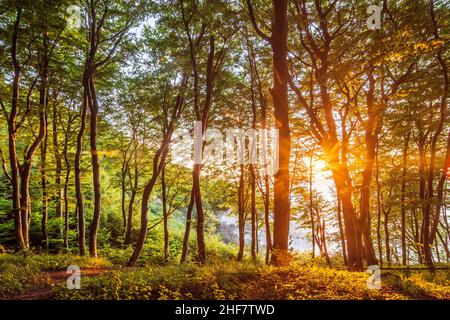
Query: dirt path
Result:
<box><xmin>3</xmin><ymin>268</ymin><xmax>105</xmax><ymax>300</ymax></box>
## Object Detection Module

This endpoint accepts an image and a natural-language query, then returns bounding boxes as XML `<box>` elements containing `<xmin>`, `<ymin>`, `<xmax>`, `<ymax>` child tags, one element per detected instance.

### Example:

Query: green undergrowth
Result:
<box><xmin>54</xmin><ymin>261</ymin><xmax>450</xmax><ymax>300</ymax></box>
<box><xmin>0</xmin><ymin>253</ymin><xmax>110</xmax><ymax>297</ymax></box>
<box><xmin>1</xmin><ymin>253</ymin><xmax>449</xmax><ymax>300</ymax></box>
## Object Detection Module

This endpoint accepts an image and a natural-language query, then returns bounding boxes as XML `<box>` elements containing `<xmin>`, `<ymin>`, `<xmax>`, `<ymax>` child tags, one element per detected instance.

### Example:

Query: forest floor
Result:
<box><xmin>5</xmin><ymin>268</ymin><xmax>104</xmax><ymax>300</ymax></box>
<box><xmin>1</xmin><ymin>253</ymin><xmax>449</xmax><ymax>300</ymax></box>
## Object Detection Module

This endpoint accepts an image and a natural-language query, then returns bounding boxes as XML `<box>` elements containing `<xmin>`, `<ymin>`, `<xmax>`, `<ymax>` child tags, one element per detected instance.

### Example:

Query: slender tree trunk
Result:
<box><xmin>17</xmin><ymin>30</ymin><xmax>49</xmax><ymax>249</ymax></box>
<box><xmin>40</xmin><ymin>117</ymin><xmax>49</xmax><ymax>250</ymax></box>
<box><xmin>180</xmin><ymin>189</ymin><xmax>194</xmax><ymax>263</ymax></box>
<box><xmin>8</xmin><ymin>8</ymin><xmax>25</xmax><ymax>249</ymax></box>
<box><xmin>247</xmin><ymin>39</ymin><xmax>258</xmax><ymax>261</ymax></box>
<box><xmin>88</xmin><ymin>78</ymin><xmax>102</xmax><ymax>258</ymax></box>
<box><xmin>250</xmin><ymin>166</ymin><xmax>257</xmax><ymax>260</ymax></box>
<box><xmin>19</xmin><ymin>105</ymin><xmax>46</xmax><ymax>249</ymax></box>
<box><xmin>128</xmin><ymin>78</ymin><xmax>186</xmax><ymax>266</ymax></box>
<box><xmin>128</xmin><ymin>137</ymin><xmax>172</xmax><ymax>266</ymax></box>
<box><xmin>320</xmin><ymin>217</ymin><xmax>331</xmax><ymax>267</ymax></box>
<box><xmin>336</xmin><ymin>193</ymin><xmax>347</xmax><ymax>265</ymax></box>
<box><xmin>74</xmin><ymin>87</ymin><xmax>88</xmax><ymax>256</ymax></box>
<box><xmin>237</xmin><ymin>164</ymin><xmax>245</xmax><ymax>261</ymax></box>
<box><xmin>263</xmin><ymin>174</ymin><xmax>271</xmax><ymax>264</ymax></box>
<box><xmin>193</xmin><ymin>164</ymin><xmax>206</xmax><ymax>264</ymax></box>
<box><xmin>127</xmin><ymin>174</ymin><xmax>158</xmax><ymax>267</ymax></box>
<box><xmin>309</xmin><ymin>151</ymin><xmax>315</xmax><ymax>258</ymax></box>
<box><xmin>124</xmin><ymin>142</ymin><xmax>138</xmax><ymax>245</ymax></box>
<box><xmin>52</xmin><ymin>103</ymin><xmax>63</xmax><ymax>239</ymax></box>
<box><xmin>376</xmin><ymin>149</ymin><xmax>383</xmax><ymax>266</ymax></box>
<box><xmin>63</xmin><ymin>134</ymin><xmax>71</xmax><ymax>250</ymax></box>
<box><xmin>418</xmin><ymin>136</ymin><xmax>427</xmax><ymax>263</ymax></box>
<box><xmin>121</xmin><ymin>163</ymin><xmax>128</xmax><ymax>231</ymax></box>
<box><xmin>258</xmin><ymin>93</ymin><xmax>271</xmax><ymax>264</ymax></box>
<box><xmin>384</xmin><ymin>208</ymin><xmax>391</xmax><ymax>266</ymax></box>
<box><xmin>401</xmin><ymin>132</ymin><xmax>410</xmax><ymax>265</ymax></box>
<box><xmin>161</xmin><ymin>165</ymin><xmax>169</xmax><ymax>262</ymax></box>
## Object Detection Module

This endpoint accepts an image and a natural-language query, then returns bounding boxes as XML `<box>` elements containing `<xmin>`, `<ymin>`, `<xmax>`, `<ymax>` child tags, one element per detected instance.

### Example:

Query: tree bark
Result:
<box><xmin>401</xmin><ymin>132</ymin><xmax>410</xmax><ymax>265</ymax></box>
<box><xmin>124</xmin><ymin>140</ymin><xmax>138</xmax><ymax>245</ymax></box>
<box><xmin>88</xmin><ymin>77</ymin><xmax>101</xmax><ymax>258</ymax></box>
<box><xmin>336</xmin><ymin>193</ymin><xmax>347</xmax><ymax>265</ymax></box>
<box><xmin>269</xmin><ymin>0</ymin><xmax>291</xmax><ymax>266</ymax></box>
<box><xmin>180</xmin><ymin>189</ymin><xmax>195</xmax><ymax>263</ymax></box>
<box><xmin>74</xmin><ymin>88</ymin><xmax>88</xmax><ymax>256</ymax></box>
<box><xmin>8</xmin><ymin>8</ymin><xmax>25</xmax><ymax>250</ymax></box>
<box><xmin>161</xmin><ymin>165</ymin><xmax>169</xmax><ymax>262</ymax></box>
<box><xmin>40</xmin><ymin>114</ymin><xmax>49</xmax><ymax>250</ymax></box>
<box><xmin>52</xmin><ymin>103</ymin><xmax>63</xmax><ymax>240</ymax></box>
<box><xmin>237</xmin><ymin>164</ymin><xmax>245</xmax><ymax>261</ymax></box>
<box><xmin>376</xmin><ymin>148</ymin><xmax>383</xmax><ymax>266</ymax></box>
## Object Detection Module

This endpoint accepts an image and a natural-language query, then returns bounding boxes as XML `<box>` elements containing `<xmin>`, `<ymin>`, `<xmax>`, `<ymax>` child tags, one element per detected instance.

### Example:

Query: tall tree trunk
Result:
<box><xmin>263</xmin><ymin>173</ymin><xmax>271</xmax><ymax>264</ymax></box>
<box><xmin>384</xmin><ymin>208</ymin><xmax>391</xmax><ymax>266</ymax></box>
<box><xmin>427</xmin><ymin>0</ymin><xmax>449</xmax><ymax>268</ymax></box>
<box><xmin>161</xmin><ymin>165</ymin><xmax>169</xmax><ymax>262</ymax></box>
<box><xmin>193</xmin><ymin>164</ymin><xmax>206</xmax><ymax>264</ymax></box>
<box><xmin>247</xmin><ymin>37</ymin><xmax>258</xmax><ymax>261</ymax></box>
<box><xmin>52</xmin><ymin>103</ymin><xmax>63</xmax><ymax>239</ymax></box>
<box><xmin>269</xmin><ymin>0</ymin><xmax>291</xmax><ymax>266</ymax></box>
<box><xmin>418</xmin><ymin>135</ymin><xmax>427</xmax><ymax>263</ymax></box>
<box><xmin>8</xmin><ymin>8</ymin><xmax>25</xmax><ymax>249</ymax></box>
<box><xmin>401</xmin><ymin>132</ymin><xmax>410</xmax><ymax>265</ymax></box>
<box><xmin>20</xmin><ymin>99</ymin><xmax>47</xmax><ymax>249</ymax></box>
<box><xmin>124</xmin><ymin>141</ymin><xmax>138</xmax><ymax>245</ymax></box>
<box><xmin>74</xmin><ymin>88</ymin><xmax>88</xmax><ymax>256</ymax></box>
<box><xmin>250</xmin><ymin>167</ymin><xmax>257</xmax><ymax>261</ymax></box>
<box><xmin>180</xmin><ymin>189</ymin><xmax>195</xmax><ymax>263</ymax></box>
<box><xmin>358</xmin><ymin>134</ymin><xmax>379</xmax><ymax>265</ymax></box>
<box><xmin>121</xmin><ymin>161</ymin><xmax>128</xmax><ymax>231</ymax></box>
<box><xmin>320</xmin><ymin>216</ymin><xmax>331</xmax><ymax>267</ymax></box>
<box><xmin>248</xmin><ymin>0</ymin><xmax>291</xmax><ymax>266</ymax></box>
<box><xmin>237</xmin><ymin>164</ymin><xmax>245</xmax><ymax>261</ymax></box>
<box><xmin>88</xmin><ymin>78</ymin><xmax>101</xmax><ymax>258</ymax></box>
<box><xmin>128</xmin><ymin>76</ymin><xmax>186</xmax><ymax>267</ymax></box>
<box><xmin>128</xmin><ymin>137</ymin><xmax>172</xmax><ymax>266</ymax></box>
<box><xmin>376</xmin><ymin>149</ymin><xmax>383</xmax><ymax>266</ymax></box>
<box><xmin>18</xmin><ymin>30</ymin><xmax>49</xmax><ymax>249</ymax></box>
<box><xmin>329</xmin><ymin>160</ymin><xmax>362</xmax><ymax>270</ymax></box>
<box><xmin>40</xmin><ymin>118</ymin><xmax>49</xmax><ymax>250</ymax></box>
<box><xmin>63</xmin><ymin>130</ymin><xmax>71</xmax><ymax>250</ymax></box>
<box><xmin>309</xmin><ymin>151</ymin><xmax>315</xmax><ymax>258</ymax></box>
<box><xmin>357</xmin><ymin>70</ymin><xmax>379</xmax><ymax>266</ymax></box>
<box><xmin>336</xmin><ymin>193</ymin><xmax>347</xmax><ymax>265</ymax></box>
<box><xmin>127</xmin><ymin>173</ymin><xmax>159</xmax><ymax>267</ymax></box>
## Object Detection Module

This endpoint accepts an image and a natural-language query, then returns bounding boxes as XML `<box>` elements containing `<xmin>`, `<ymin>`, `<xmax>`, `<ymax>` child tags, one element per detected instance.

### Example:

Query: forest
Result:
<box><xmin>0</xmin><ymin>0</ymin><xmax>449</xmax><ymax>301</ymax></box>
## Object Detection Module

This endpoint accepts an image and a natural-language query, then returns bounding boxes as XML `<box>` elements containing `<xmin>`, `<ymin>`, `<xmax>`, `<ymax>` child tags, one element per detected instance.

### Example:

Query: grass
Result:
<box><xmin>0</xmin><ymin>252</ymin><xmax>449</xmax><ymax>300</ymax></box>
